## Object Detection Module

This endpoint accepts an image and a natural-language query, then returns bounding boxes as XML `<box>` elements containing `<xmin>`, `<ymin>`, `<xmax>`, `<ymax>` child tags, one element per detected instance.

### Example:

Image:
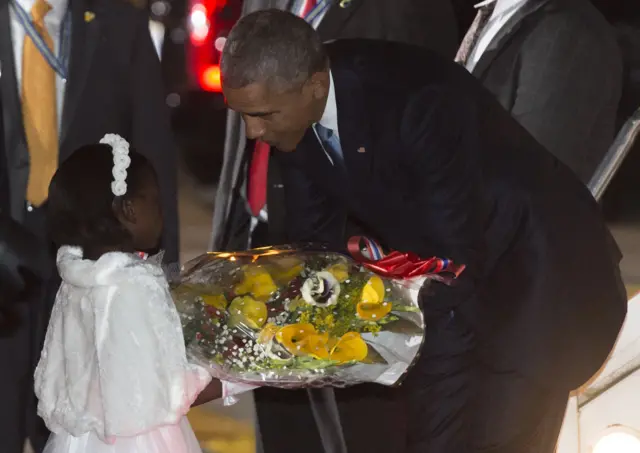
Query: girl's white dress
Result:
<box><xmin>35</xmin><ymin>246</ymin><xmax>212</xmax><ymax>453</ymax></box>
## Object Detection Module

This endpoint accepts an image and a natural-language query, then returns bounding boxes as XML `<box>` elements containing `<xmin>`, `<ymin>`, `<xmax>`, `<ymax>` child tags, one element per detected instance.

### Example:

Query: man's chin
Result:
<box><xmin>272</xmin><ymin>143</ymin><xmax>297</xmax><ymax>153</ymax></box>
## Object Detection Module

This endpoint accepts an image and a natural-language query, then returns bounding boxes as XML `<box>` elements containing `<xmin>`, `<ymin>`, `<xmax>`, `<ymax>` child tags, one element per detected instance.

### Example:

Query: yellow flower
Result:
<box><xmin>356</xmin><ymin>276</ymin><xmax>391</xmax><ymax>321</ymax></box>
<box><xmin>275</xmin><ymin>323</ymin><xmax>335</xmax><ymax>359</ymax></box>
<box><xmin>234</xmin><ymin>265</ymin><xmax>277</xmax><ymax>301</ymax></box>
<box><xmin>269</xmin><ymin>256</ymin><xmax>305</xmax><ymax>284</ymax></box>
<box><xmin>228</xmin><ymin>296</ymin><xmax>268</xmax><ymax>330</ymax></box>
<box><xmin>329</xmin><ymin>332</ymin><xmax>368</xmax><ymax>363</ymax></box>
<box><xmin>300</xmin><ymin>333</ymin><xmax>331</xmax><ymax>360</ymax></box>
<box><xmin>276</xmin><ymin>323</ymin><xmax>318</xmax><ymax>356</ymax></box>
<box><xmin>201</xmin><ymin>294</ymin><xmax>228</xmax><ymax>310</ymax></box>
<box><xmin>325</xmin><ymin>263</ymin><xmax>349</xmax><ymax>282</ymax></box>
<box><xmin>357</xmin><ymin>301</ymin><xmax>392</xmax><ymax>321</ymax></box>
<box><xmin>361</xmin><ymin>276</ymin><xmax>385</xmax><ymax>303</ymax></box>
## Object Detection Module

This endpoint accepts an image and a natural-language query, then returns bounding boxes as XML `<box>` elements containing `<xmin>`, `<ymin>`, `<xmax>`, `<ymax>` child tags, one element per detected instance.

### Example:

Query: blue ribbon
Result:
<box><xmin>10</xmin><ymin>0</ymin><xmax>72</xmax><ymax>80</ymax></box>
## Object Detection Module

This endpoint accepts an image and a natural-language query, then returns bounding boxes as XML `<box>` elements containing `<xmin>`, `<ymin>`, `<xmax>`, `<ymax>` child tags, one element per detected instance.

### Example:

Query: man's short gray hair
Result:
<box><xmin>221</xmin><ymin>9</ymin><xmax>328</xmax><ymax>92</ymax></box>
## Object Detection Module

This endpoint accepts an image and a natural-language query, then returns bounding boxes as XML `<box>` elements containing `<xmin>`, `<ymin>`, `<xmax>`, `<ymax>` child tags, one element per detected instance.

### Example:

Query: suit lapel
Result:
<box><xmin>0</xmin><ymin>0</ymin><xmax>26</xmax><ymax>164</ymax></box>
<box><xmin>316</xmin><ymin>0</ymin><xmax>363</xmax><ymax>40</ymax></box>
<box><xmin>332</xmin><ymin>66</ymin><xmax>372</xmax><ymax>193</ymax></box>
<box><xmin>60</xmin><ymin>0</ymin><xmax>100</xmax><ymax>150</ymax></box>
<box><xmin>297</xmin><ymin>126</ymin><xmax>343</xmax><ymax>189</ymax></box>
<box><xmin>472</xmin><ymin>0</ymin><xmax>551</xmax><ymax>78</ymax></box>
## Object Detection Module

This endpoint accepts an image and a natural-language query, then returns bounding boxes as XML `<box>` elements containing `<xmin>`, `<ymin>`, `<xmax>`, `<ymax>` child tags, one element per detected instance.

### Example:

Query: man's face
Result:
<box><xmin>223</xmin><ymin>72</ymin><xmax>329</xmax><ymax>152</ymax></box>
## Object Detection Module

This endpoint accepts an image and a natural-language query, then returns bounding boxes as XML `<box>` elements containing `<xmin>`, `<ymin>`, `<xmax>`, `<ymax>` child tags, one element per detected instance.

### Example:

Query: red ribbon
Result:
<box><xmin>347</xmin><ymin>236</ymin><xmax>465</xmax><ymax>283</ymax></box>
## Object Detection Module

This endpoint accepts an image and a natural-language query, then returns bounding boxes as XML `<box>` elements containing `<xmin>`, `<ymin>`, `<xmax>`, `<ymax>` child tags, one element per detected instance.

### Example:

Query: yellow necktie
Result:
<box><xmin>22</xmin><ymin>0</ymin><xmax>58</xmax><ymax>207</ymax></box>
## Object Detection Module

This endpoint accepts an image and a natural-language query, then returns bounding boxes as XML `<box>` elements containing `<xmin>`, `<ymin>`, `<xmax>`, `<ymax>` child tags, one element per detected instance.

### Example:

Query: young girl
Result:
<box><xmin>35</xmin><ymin>134</ymin><xmax>222</xmax><ymax>453</ymax></box>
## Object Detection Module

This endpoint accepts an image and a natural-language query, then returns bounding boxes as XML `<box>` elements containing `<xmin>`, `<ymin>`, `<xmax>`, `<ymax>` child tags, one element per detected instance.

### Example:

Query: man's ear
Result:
<box><xmin>112</xmin><ymin>197</ymin><xmax>137</xmax><ymax>225</ymax></box>
<box><xmin>310</xmin><ymin>70</ymin><xmax>330</xmax><ymax>100</ymax></box>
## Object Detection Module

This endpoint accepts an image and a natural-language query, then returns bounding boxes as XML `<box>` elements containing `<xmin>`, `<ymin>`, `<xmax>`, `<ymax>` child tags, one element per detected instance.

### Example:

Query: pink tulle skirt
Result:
<box><xmin>43</xmin><ymin>417</ymin><xmax>202</xmax><ymax>453</ymax></box>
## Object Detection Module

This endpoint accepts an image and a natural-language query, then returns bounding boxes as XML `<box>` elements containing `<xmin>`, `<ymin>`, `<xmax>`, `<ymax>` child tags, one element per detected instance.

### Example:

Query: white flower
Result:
<box><xmin>300</xmin><ymin>271</ymin><xmax>340</xmax><ymax>307</ymax></box>
<box><xmin>100</xmin><ymin>133</ymin><xmax>131</xmax><ymax>197</ymax></box>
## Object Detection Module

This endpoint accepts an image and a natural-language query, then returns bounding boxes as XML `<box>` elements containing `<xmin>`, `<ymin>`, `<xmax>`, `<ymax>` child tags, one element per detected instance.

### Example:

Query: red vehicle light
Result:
<box><xmin>201</xmin><ymin>65</ymin><xmax>222</xmax><ymax>92</ymax></box>
<box><xmin>189</xmin><ymin>3</ymin><xmax>210</xmax><ymax>46</ymax></box>
<box><xmin>187</xmin><ymin>0</ymin><xmax>240</xmax><ymax>93</ymax></box>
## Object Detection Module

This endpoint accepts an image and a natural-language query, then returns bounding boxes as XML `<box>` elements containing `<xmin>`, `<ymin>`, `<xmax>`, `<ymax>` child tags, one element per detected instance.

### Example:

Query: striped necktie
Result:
<box><xmin>299</xmin><ymin>0</ymin><xmax>318</xmax><ymax>18</ymax></box>
<box><xmin>455</xmin><ymin>2</ymin><xmax>496</xmax><ymax>65</ymax></box>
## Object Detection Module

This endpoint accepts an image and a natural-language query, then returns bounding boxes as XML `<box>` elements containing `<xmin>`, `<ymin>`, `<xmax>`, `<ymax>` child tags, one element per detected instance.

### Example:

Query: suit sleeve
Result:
<box><xmin>385</xmin><ymin>0</ymin><xmax>458</xmax><ymax>58</ymax></box>
<box><xmin>129</xmin><ymin>11</ymin><xmax>180</xmax><ymax>264</ymax></box>
<box><xmin>511</xmin><ymin>14</ymin><xmax>623</xmax><ymax>181</ymax></box>
<box><xmin>398</xmin><ymin>87</ymin><xmax>486</xmax><ymax>313</ymax></box>
<box><xmin>276</xmin><ymin>155</ymin><xmax>346</xmax><ymax>249</ymax></box>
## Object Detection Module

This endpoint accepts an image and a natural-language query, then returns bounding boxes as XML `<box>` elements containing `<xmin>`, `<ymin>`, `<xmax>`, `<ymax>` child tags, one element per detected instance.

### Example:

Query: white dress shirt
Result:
<box><xmin>313</xmin><ymin>70</ymin><xmax>342</xmax><ymax>165</ymax></box>
<box><xmin>317</xmin><ymin>70</ymin><xmax>339</xmax><ymax>137</ymax></box>
<box><xmin>10</xmin><ymin>0</ymin><xmax>69</xmax><ymax>127</ymax></box>
<box><xmin>466</xmin><ymin>0</ymin><xmax>528</xmax><ymax>72</ymax></box>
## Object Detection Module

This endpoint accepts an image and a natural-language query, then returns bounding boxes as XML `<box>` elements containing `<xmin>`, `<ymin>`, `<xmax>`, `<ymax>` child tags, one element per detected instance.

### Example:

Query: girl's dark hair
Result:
<box><xmin>47</xmin><ymin>143</ymin><xmax>155</xmax><ymax>251</ymax></box>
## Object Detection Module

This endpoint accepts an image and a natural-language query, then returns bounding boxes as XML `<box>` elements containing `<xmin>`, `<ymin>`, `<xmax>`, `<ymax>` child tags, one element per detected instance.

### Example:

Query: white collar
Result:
<box><xmin>317</xmin><ymin>70</ymin><xmax>339</xmax><ymax>133</ymax></box>
<box><xmin>493</xmin><ymin>0</ymin><xmax>527</xmax><ymax>16</ymax></box>
<box><xmin>474</xmin><ymin>0</ymin><xmax>527</xmax><ymax>16</ymax></box>
<box><xmin>17</xmin><ymin>0</ymin><xmax>69</xmax><ymax>24</ymax></box>
<box><xmin>56</xmin><ymin>246</ymin><xmax>164</xmax><ymax>288</ymax></box>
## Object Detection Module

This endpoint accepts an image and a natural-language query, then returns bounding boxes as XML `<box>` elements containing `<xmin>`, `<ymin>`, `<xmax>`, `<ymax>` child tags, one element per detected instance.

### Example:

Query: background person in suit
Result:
<box><xmin>455</xmin><ymin>0</ymin><xmax>622</xmax><ymax>184</ymax></box>
<box><xmin>0</xmin><ymin>0</ymin><xmax>179</xmax><ymax>450</ymax></box>
<box><xmin>221</xmin><ymin>10</ymin><xmax>627</xmax><ymax>452</ymax></box>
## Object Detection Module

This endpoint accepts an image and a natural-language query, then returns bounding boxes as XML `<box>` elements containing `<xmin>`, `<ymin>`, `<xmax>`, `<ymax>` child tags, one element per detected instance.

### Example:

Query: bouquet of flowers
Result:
<box><xmin>172</xmin><ymin>239</ymin><xmax>463</xmax><ymax>388</ymax></box>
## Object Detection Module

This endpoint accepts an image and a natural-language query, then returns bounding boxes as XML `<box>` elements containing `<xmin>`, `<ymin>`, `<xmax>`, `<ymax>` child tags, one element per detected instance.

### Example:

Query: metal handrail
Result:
<box><xmin>588</xmin><ymin>108</ymin><xmax>640</xmax><ymax>201</ymax></box>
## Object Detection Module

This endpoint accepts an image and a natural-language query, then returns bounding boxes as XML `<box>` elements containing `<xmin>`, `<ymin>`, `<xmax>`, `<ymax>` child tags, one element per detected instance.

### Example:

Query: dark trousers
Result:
<box><xmin>408</xmin><ymin>308</ymin><xmax>567</xmax><ymax>453</ymax></box>
<box><xmin>0</xmin><ymin>205</ymin><xmax>55</xmax><ymax>453</ymax></box>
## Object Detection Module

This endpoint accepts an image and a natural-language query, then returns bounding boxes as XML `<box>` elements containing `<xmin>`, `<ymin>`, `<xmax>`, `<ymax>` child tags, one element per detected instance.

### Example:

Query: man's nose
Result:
<box><xmin>245</xmin><ymin>117</ymin><xmax>266</xmax><ymax>140</ymax></box>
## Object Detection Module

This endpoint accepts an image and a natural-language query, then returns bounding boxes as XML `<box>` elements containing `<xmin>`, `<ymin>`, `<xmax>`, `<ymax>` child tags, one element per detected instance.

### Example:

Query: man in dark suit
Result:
<box><xmin>456</xmin><ymin>0</ymin><xmax>622</xmax><ymax>184</ymax></box>
<box><xmin>211</xmin><ymin>0</ymin><xmax>459</xmax><ymax>252</ymax></box>
<box><xmin>211</xmin><ymin>2</ymin><xmax>459</xmax><ymax>452</ymax></box>
<box><xmin>0</xmin><ymin>0</ymin><xmax>179</xmax><ymax>450</ymax></box>
<box><xmin>221</xmin><ymin>10</ymin><xmax>627</xmax><ymax>452</ymax></box>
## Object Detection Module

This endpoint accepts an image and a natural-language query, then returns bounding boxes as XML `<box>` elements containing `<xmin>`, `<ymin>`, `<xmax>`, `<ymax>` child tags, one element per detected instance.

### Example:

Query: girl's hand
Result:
<box><xmin>192</xmin><ymin>379</ymin><xmax>223</xmax><ymax>407</ymax></box>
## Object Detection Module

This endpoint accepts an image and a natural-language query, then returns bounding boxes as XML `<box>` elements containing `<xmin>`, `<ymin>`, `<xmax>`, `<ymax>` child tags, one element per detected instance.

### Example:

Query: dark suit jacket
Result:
<box><xmin>273</xmin><ymin>39</ymin><xmax>626</xmax><ymax>450</ymax></box>
<box><xmin>211</xmin><ymin>0</ymin><xmax>459</xmax><ymax>251</ymax></box>
<box><xmin>471</xmin><ymin>0</ymin><xmax>622</xmax><ymax>184</ymax></box>
<box><xmin>0</xmin><ymin>1</ymin><xmax>178</xmax><ymax>450</ymax></box>
<box><xmin>0</xmin><ymin>0</ymin><xmax>179</xmax><ymax>263</ymax></box>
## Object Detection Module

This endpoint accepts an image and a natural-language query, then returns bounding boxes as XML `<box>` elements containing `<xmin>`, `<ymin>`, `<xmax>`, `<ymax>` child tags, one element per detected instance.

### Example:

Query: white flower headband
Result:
<box><xmin>99</xmin><ymin>133</ymin><xmax>131</xmax><ymax>197</ymax></box>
